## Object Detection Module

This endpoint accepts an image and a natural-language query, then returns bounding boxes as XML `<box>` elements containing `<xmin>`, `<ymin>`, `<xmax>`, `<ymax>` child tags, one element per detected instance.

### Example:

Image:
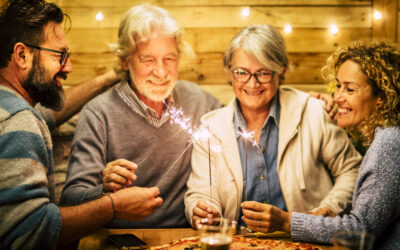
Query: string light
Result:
<box><xmin>373</xmin><ymin>10</ymin><xmax>382</xmax><ymax>20</ymax></box>
<box><xmin>95</xmin><ymin>11</ymin><xmax>104</xmax><ymax>21</ymax></box>
<box><xmin>241</xmin><ymin>7</ymin><xmax>250</xmax><ymax>17</ymax></box>
<box><xmin>284</xmin><ymin>24</ymin><xmax>292</xmax><ymax>34</ymax></box>
<box><xmin>329</xmin><ymin>24</ymin><xmax>338</xmax><ymax>34</ymax></box>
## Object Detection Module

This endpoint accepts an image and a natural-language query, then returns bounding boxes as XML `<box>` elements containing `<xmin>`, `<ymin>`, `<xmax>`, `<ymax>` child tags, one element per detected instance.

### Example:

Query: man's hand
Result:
<box><xmin>112</xmin><ymin>186</ymin><xmax>163</xmax><ymax>221</ymax></box>
<box><xmin>192</xmin><ymin>200</ymin><xmax>221</xmax><ymax>228</ymax></box>
<box><xmin>102</xmin><ymin>159</ymin><xmax>137</xmax><ymax>192</ymax></box>
<box><xmin>307</xmin><ymin>207</ymin><xmax>337</xmax><ymax>217</ymax></box>
<box><xmin>241</xmin><ymin>201</ymin><xmax>291</xmax><ymax>233</ymax></box>
<box><xmin>309</xmin><ymin>91</ymin><xmax>338</xmax><ymax>121</ymax></box>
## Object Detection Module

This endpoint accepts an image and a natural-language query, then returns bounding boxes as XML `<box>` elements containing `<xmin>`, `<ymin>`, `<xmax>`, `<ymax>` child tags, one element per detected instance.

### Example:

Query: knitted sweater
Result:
<box><xmin>0</xmin><ymin>86</ymin><xmax>61</xmax><ymax>249</ymax></box>
<box><xmin>291</xmin><ymin>127</ymin><xmax>400</xmax><ymax>249</ymax></box>
<box><xmin>60</xmin><ymin>80</ymin><xmax>222</xmax><ymax>228</ymax></box>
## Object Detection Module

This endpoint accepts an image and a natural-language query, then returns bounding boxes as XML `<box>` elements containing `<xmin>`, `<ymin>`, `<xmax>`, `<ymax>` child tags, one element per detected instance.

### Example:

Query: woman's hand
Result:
<box><xmin>192</xmin><ymin>200</ymin><xmax>221</xmax><ymax>228</ymax></box>
<box><xmin>241</xmin><ymin>201</ymin><xmax>291</xmax><ymax>233</ymax></box>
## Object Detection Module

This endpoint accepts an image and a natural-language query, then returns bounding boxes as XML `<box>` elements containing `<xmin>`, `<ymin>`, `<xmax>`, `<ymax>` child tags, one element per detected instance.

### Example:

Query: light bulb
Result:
<box><xmin>373</xmin><ymin>10</ymin><xmax>382</xmax><ymax>20</ymax></box>
<box><xmin>96</xmin><ymin>11</ymin><xmax>104</xmax><ymax>21</ymax></box>
<box><xmin>330</xmin><ymin>24</ymin><xmax>338</xmax><ymax>34</ymax></box>
<box><xmin>241</xmin><ymin>7</ymin><xmax>250</xmax><ymax>17</ymax></box>
<box><xmin>284</xmin><ymin>24</ymin><xmax>292</xmax><ymax>34</ymax></box>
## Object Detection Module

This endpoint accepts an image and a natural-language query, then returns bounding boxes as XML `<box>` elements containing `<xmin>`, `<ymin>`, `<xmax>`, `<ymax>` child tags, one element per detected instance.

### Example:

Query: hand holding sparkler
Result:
<box><xmin>102</xmin><ymin>159</ymin><xmax>138</xmax><ymax>192</ymax></box>
<box><xmin>192</xmin><ymin>200</ymin><xmax>222</xmax><ymax>228</ymax></box>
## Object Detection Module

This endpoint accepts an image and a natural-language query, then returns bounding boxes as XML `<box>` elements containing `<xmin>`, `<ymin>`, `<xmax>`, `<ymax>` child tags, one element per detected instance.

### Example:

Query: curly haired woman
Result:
<box><xmin>239</xmin><ymin>40</ymin><xmax>400</xmax><ymax>249</ymax></box>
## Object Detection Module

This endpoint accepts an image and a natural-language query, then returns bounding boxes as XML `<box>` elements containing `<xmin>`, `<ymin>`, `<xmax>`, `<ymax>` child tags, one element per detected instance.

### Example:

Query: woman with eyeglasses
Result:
<box><xmin>184</xmin><ymin>24</ymin><xmax>362</xmax><ymax>228</ymax></box>
<box><xmin>231</xmin><ymin>40</ymin><xmax>399</xmax><ymax>249</ymax></box>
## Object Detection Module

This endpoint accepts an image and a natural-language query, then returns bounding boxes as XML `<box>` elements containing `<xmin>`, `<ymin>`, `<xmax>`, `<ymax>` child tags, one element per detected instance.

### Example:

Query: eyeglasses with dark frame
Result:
<box><xmin>230</xmin><ymin>67</ymin><xmax>274</xmax><ymax>84</ymax></box>
<box><xmin>25</xmin><ymin>44</ymin><xmax>70</xmax><ymax>67</ymax></box>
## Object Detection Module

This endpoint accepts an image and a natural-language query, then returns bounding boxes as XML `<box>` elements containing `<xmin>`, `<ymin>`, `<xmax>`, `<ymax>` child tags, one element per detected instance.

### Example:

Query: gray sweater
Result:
<box><xmin>60</xmin><ymin>80</ymin><xmax>222</xmax><ymax>228</ymax></box>
<box><xmin>291</xmin><ymin>127</ymin><xmax>400</xmax><ymax>249</ymax></box>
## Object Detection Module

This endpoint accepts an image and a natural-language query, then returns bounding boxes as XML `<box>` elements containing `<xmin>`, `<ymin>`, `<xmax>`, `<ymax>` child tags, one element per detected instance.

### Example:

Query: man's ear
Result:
<box><xmin>13</xmin><ymin>42</ymin><xmax>32</xmax><ymax>69</ymax></box>
<box><xmin>121</xmin><ymin>57</ymin><xmax>129</xmax><ymax>71</ymax></box>
<box><xmin>280</xmin><ymin>67</ymin><xmax>287</xmax><ymax>77</ymax></box>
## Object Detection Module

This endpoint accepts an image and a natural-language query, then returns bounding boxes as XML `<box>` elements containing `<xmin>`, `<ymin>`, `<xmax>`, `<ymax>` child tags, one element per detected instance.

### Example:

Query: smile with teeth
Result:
<box><xmin>338</xmin><ymin>107</ymin><xmax>351</xmax><ymax>114</ymax></box>
<box><xmin>244</xmin><ymin>89</ymin><xmax>264</xmax><ymax>96</ymax></box>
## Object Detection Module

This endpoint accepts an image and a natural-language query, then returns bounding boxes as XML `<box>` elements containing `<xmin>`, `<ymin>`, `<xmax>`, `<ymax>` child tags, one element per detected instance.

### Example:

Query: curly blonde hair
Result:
<box><xmin>322</xmin><ymin>40</ymin><xmax>400</xmax><ymax>146</ymax></box>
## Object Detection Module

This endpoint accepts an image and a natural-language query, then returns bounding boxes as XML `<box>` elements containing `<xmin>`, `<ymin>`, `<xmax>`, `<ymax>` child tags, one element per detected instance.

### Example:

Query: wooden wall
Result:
<box><xmin>1</xmin><ymin>0</ymin><xmax>398</xmax><ymax>94</ymax></box>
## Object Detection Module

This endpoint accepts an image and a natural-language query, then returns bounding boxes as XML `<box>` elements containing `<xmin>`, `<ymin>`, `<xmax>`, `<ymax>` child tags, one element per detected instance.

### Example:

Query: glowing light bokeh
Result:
<box><xmin>241</xmin><ymin>7</ymin><xmax>250</xmax><ymax>17</ymax></box>
<box><xmin>373</xmin><ymin>10</ymin><xmax>382</xmax><ymax>20</ymax></box>
<box><xmin>330</xmin><ymin>24</ymin><xmax>338</xmax><ymax>34</ymax></box>
<box><xmin>96</xmin><ymin>11</ymin><xmax>104</xmax><ymax>21</ymax></box>
<box><xmin>284</xmin><ymin>24</ymin><xmax>292</xmax><ymax>34</ymax></box>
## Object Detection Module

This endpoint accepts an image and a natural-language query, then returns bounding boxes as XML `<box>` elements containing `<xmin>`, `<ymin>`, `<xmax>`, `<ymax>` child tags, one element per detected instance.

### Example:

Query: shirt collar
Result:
<box><xmin>116</xmin><ymin>79</ymin><xmax>174</xmax><ymax>127</ymax></box>
<box><xmin>233</xmin><ymin>90</ymin><xmax>280</xmax><ymax>137</ymax></box>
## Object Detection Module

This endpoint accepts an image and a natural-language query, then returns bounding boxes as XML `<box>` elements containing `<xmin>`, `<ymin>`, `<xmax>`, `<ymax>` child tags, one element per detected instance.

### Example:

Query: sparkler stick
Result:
<box><xmin>237</xmin><ymin>128</ymin><xmax>260</xmax><ymax>202</ymax></box>
<box><xmin>244</xmin><ymin>137</ymin><xmax>248</xmax><ymax>201</ymax></box>
<box><xmin>158</xmin><ymin>141</ymin><xmax>193</xmax><ymax>180</ymax></box>
<box><xmin>137</xmin><ymin>129</ymin><xmax>183</xmax><ymax>166</ymax></box>
<box><xmin>208</xmin><ymin>133</ymin><xmax>212</xmax><ymax>208</ymax></box>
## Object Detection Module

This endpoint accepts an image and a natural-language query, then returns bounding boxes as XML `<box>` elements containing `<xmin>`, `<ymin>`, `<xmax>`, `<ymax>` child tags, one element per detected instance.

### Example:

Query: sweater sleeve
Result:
<box><xmin>0</xmin><ymin>111</ymin><xmax>61</xmax><ymax>249</ymax></box>
<box><xmin>291</xmin><ymin>128</ymin><xmax>400</xmax><ymax>246</ymax></box>
<box><xmin>59</xmin><ymin>105</ymin><xmax>106</xmax><ymax>205</ymax></box>
<box><xmin>317</xmin><ymin>100</ymin><xmax>362</xmax><ymax>214</ymax></box>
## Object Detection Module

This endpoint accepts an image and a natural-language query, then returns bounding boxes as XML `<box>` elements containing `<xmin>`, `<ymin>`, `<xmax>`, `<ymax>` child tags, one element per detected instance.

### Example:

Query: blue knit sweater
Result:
<box><xmin>291</xmin><ymin>127</ymin><xmax>400</xmax><ymax>249</ymax></box>
<box><xmin>0</xmin><ymin>86</ymin><xmax>61</xmax><ymax>249</ymax></box>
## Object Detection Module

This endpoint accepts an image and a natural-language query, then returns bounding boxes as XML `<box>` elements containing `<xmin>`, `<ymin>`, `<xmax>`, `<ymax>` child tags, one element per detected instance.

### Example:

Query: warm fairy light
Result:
<box><xmin>330</xmin><ymin>24</ymin><xmax>338</xmax><ymax>34</ymax></box>
<box><xmin>284</xmin><ymin>24</ymin><xmax>292</xmax><ymax>34</ymax></box>
<box><xmin>96</xmin><ymin>11</ymin><xmax>104</xmax><ymax>21</ymax></box>
<box><xmin>241</xmin><ymin>7</ymin><xmax>250</xmax><ymax>17</ymax></box>
<box><xmin>373</xmin><ymin>10</ymin><xmax>382</xmax><ymax>20</ymax></box>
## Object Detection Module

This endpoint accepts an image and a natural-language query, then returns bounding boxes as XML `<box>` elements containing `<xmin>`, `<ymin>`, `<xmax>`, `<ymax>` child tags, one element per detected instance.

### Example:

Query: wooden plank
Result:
<box><xmin>63</xmin><ymin>51</ymin><xmax>329</xmax><ymax>87</ymax></box>
<box><xmin>67</xmin><ymin>27</ymin><xmax>371</xmax><ymax>54</ymax></box>
<box><xmin>66</xmin><ymin>28</ymin><xmax>118</xmax><ymax>53</ymax></box>
<box><xmin>60</xmin><ymin>6</ymin><xmax>371</xmax><ymax>29</ymax></box>
<box><xmin>372</xmin><ymin>0</ymin><xmax>398</xmax><ymax>41</ymax></box>
<box><xmin>398</xmin><ymin>9</ymin><xmax>400</xmax><ymax>42</ymax></box>
<box><xmin>54</xmin><ymin>0</ymin><xmax>371</xmax><ymax>8</ymax></box>
<box><xmin>65</xmin><ymin>52</ymin><xmax>118</xmax><ymax>85</ymax></box>
<box><xmin>185</xmin><ymin>28</ymin><xmax>371</xmax><ymax>53</ymax></box>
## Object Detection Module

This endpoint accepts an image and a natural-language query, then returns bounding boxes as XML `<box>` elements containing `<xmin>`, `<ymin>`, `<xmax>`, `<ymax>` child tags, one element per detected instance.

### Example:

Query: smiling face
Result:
<box><xmin>123</xmin><ymin>31</ymin><xmax>179</xmax><ymax>104</ymax></box>
<box><xmin>23</xmin><ymin>22</ymin><xmax>72</xmax><ymax>111</ymax></box>
<box><xmin>334</xmin><ymin>60</ymin><xmax>379</xmax><ymax>128</ymax></box>
<box><xmin>229</xmin><ymin>48</ymin><xmax>280</xmax><ymax>114</ymax></box>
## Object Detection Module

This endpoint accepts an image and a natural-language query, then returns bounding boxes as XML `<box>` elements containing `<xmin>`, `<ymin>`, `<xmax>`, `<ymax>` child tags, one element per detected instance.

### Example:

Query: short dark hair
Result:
<box><xmin>0</xmin><ymin>0</ymin><xmax>68</xmax><ymax>68</ymax></box>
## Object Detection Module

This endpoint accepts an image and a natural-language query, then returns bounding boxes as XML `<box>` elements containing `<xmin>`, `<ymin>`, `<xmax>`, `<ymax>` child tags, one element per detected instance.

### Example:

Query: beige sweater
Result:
<box><xmin>185</xmin><ymin>87</ymin><xmax>362</xmax><ymax>223</ymax></box>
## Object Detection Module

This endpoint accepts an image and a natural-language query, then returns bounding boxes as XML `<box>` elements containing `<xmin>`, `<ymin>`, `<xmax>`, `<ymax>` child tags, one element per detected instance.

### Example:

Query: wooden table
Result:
<box><xmin>78</xmin><ymin>228</ymin><xmax>335</xmax><ymax>249</ymax></box>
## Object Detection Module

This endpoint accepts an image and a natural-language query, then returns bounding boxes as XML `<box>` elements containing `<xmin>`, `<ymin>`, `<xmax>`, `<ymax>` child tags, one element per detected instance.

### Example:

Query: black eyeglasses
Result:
<box><xmin>25</xmin><ymin>44</ymin><xmax>70</xmax><ymax>67</ymax></box>
<box><xmin>230</xmin><ymin>67</ymin><xmax>274</xmax><ymax>84</ymax></box>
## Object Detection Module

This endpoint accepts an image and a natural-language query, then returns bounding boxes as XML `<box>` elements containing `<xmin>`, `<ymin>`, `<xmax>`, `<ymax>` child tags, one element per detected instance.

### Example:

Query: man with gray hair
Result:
<box><xmin>60</xmin><ymin>4</ymin><xmax>222</xmax><ymax>228</ymax></box>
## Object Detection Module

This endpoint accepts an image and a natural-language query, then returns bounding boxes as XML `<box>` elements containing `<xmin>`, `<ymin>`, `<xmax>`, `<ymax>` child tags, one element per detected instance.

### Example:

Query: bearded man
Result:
<box><xmin>0</xmin><ymin>1</ymin><xmax>163</xmax><ymax>248</ymax></box>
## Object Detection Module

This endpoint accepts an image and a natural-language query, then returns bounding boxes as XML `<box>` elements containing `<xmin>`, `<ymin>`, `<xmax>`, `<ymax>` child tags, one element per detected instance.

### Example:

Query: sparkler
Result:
<box><xmin>140</xmin><ymin>101</ymin><xmax>219</xmax><ymax>215</ymax></box>
<box><xmin>237</xmin><ymin>128</ymin><xmax>260</xmax><ymax>202</ymax></box>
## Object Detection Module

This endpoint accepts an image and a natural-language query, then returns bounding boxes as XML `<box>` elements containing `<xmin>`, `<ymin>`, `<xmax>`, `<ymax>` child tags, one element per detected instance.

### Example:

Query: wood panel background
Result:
<box><xmin>0</xmin><ymin>0</ymin><xmax>398</xmax><ymax>95</ymax></box>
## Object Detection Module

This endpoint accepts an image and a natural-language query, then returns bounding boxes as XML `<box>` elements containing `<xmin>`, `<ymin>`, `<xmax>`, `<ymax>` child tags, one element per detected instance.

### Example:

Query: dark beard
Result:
<box><xmin>23</xmin><ymin>54</ymin><xmax>66</xmax><ymax>111</ymax></box>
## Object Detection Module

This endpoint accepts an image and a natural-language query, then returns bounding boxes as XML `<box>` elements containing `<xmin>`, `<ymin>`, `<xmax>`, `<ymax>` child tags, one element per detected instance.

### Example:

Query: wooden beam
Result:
<box><xmin>372</xmin><ymin>0</ymin><xmax>398</xmax><ymax>41</ymax></box>
<box><xmin>60</xmin><ymin>6</ymin><xmax>371</xmax><ymax>29</ymax></box>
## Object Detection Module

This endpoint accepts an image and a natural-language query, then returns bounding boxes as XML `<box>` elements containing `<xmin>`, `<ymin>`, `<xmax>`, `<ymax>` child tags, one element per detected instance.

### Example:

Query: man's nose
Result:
<box><xmin>152</xmin><ymin>60</ymin><xmax>167</xmax><ymax>78</ymax></box>
<box><xmin>61</xmin><ymin>57</ymin><xmax>72</xmax><ymax>74</ymax></box>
